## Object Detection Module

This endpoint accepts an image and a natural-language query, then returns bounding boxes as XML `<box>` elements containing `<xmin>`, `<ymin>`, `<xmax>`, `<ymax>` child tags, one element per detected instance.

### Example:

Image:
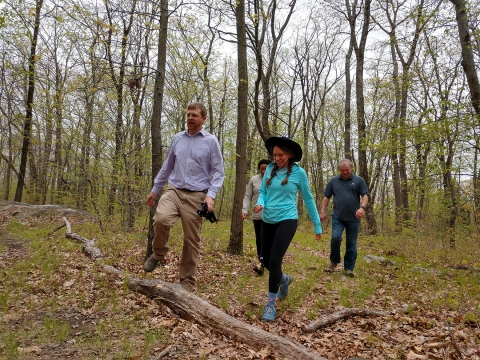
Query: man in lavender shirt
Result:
<box><xmin>144</xmin><ymin>102</ymin><xmax>225</xmax><ymax>292</ymax></box>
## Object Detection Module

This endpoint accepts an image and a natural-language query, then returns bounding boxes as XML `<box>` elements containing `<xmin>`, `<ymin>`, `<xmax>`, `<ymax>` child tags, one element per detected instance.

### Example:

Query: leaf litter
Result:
<box><xmin>0</xmin><ymin>203</ymin><xmax>479</xmax><ymax>359</ymax></box>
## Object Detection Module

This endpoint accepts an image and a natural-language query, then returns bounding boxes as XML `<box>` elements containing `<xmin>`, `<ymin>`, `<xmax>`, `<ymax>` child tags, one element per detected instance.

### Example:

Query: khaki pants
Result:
<box><xmin>152</xmin><ymin>185</ymin><xmax>206</xmax><ymax>291</ymax></box>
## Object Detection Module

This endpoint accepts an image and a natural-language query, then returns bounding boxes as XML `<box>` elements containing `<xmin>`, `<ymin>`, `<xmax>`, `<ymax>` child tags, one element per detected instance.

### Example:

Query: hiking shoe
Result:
<box><xmin>277</xmin><ymin>274</ymin><xmax>292</xmax><ymax>300</ymax></box>
<box><xmin>143</xmin><ymin>255</ymin><xmax>162</xmax><ymax>272</ymax></box>
<box><xmin>253</xmin><ymin>263</ymin><xmax>264</xmax><ymax>276</ymax></box>
<box><xmin>324</xmin><ymin>262</ymin><xmax>337</xmax><ymax>273</ymax></box>
<box><xmin>345</xmin><ymin>270</ymin><xmax>355</xmax><ymax>277</ymax></box>
<box><xmin>262</xmin><ymin>304</ymin><xmax>276</xmax><ymax>321</ymax></box>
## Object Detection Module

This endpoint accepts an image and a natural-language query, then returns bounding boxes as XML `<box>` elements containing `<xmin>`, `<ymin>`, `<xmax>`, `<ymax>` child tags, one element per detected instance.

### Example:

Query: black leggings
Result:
<box><xmin>253</xmin><ymin>219</ymin><xmax>263</xmax><ymax>262</ymax></box>
<box><xmin>262</xmin><ymin>219</ymin><xmax>298</xmax><ymax>294</ymax></box>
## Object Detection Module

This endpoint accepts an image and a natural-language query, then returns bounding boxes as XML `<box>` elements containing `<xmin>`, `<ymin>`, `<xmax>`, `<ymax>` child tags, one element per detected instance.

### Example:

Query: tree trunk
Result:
<box><xmin>344</xmin><ymin>36</ymin><xmax>354</xmax><ymax>160</ymax></box>
<box><xmin>389</xmin><ymin>35</ymin><xmax>403</xmax><ymax>231</ymax></box>
<box><xmin>349</xmin><ymin>0</ymin><xmax>377</xmax><ymax>234</ymax></box>
<box><xmin>146</xmin><ymin>0</ymin><xmax>169</xmax><ymax>259</ymax></box>
<box><xmin>105</xmin><ymin>0</ymin><xmax>137</xmax><ymax>217</ymax></box>
<box><xmin>4</xmin><ymin>125</ymin><xmax>13</xmax><ymax>200</ymax></box>
<box><xmin>14</xmin><ymin>0</ymin><xmax>44</xmax><ymax>202</ymax></box>
<box><xmin>40</xmin><ymin>86</ymin><xmax>53</xmax><ymax>205</ymax></box>
<box><xmin>228</xmin><ymin>0</ymin><xmax>248</xmax><ymax>255</ymax></box>
<box><xmin>79</xmin><ymin>77</ymin><xmax>95</xmax><ymax>210</ymax></box>
<box><xmin>450</xmin><ymin>0</ymin><xmax>480</xmax><ymax>115</ymax></box>
<box><xmin>474</xmin><ymin>147</ymin><xmax>480</xmax><ymax>226</ymax></box>
<box><xmin>53</xmin><ymin>78</ymin><xmax>64</xmax><ymax>205</ymax></box>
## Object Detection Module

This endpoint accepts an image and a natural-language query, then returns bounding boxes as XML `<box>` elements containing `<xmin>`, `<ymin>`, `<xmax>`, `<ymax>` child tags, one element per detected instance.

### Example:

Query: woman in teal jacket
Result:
<box><xmin>254</xmin><ymin>137</ymin><xmax>322</xmax><ymax>321</ymax></box>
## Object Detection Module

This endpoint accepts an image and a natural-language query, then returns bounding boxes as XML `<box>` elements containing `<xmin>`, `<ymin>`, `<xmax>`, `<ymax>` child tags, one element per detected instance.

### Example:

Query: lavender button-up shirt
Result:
<box><xmin>151</xmin><ymin>128</ymin><xmax>225</xmax><ymax>199</ymax></box>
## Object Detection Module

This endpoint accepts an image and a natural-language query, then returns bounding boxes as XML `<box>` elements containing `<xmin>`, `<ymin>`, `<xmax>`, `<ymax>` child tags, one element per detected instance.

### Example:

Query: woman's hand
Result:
<box><xmin>254</xmin><ymin>205</ymin><xmax>263</xmax><ymax>213</ymax></box>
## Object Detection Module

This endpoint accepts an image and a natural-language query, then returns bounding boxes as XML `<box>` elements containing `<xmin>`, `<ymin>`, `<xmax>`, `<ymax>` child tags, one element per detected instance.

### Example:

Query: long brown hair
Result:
<box><xmin>266</xmin><ymin>145</ymin><xmax>295</xmax><ymax>187</ymax></box>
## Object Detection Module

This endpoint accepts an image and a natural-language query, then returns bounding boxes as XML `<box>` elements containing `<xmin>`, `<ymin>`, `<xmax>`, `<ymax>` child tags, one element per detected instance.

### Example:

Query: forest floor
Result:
<box><xmin>0</xmin><ymin>201</ymin><xmax>479</xmax><ymax>360</ymax></box>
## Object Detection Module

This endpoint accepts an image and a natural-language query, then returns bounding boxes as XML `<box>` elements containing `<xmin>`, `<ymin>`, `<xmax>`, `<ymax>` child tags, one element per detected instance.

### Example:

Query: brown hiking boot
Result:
<box><xmin>324</xmin><ymin>262</ymin><xmax>337</xmax><ymax>273</ymax></box>
<box><xmin>143</xmin><ymin>255</ymin><xmax>163</xmax><ymax>272</ymax></box>
<box><xmin>345</xmin><ymin>270</ymin><xmax>355</xmax><ymax>277</ymax></box>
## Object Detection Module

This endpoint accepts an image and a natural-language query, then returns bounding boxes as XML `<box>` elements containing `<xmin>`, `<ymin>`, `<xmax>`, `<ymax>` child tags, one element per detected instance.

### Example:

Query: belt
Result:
<box><xmin>177</xmin><ymin>188</ymin><xmax>208</xmax><ymax>193</ymax></box>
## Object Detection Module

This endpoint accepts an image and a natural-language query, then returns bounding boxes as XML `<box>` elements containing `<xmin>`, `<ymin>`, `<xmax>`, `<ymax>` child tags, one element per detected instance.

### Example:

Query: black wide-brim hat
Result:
<box><xmin>265</xmin><ymin>136</ymin><xmax>303</xmax><ymax>162</ymax></box>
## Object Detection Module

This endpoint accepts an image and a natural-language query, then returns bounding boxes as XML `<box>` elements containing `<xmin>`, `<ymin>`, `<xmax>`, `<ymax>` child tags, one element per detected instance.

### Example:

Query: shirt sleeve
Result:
<box><xmin>207</xmin><ymin>137</ymin><xmax>225</xmax><ymax>199</ymax></box>
<box><xmin>298</xmin><ymin>169</ymin><xmax>322</xmax><ymax>234</ymax></box>
<box><xmin>256</xmin><ymin>165</ymin><xmax>271</xmax><ymax>207</ymax></box>
<box><xmin>151</xmin><ymin>137</ymin><xmax>177</xmax><ymax>194</ymax></box>
<box><xmin>324</xmin><ymin>179</ymin><xmax>333</xmax><ymax>198</ymax></box>
<box><xmin>359</xmin><ymin>178</ymin><xmax>369</xmax><ymax>196</ymax></box>
<box><xmin>242</xmin><ymin>178</ymin><xmax>254</xmax><ymax>213</ymax></box>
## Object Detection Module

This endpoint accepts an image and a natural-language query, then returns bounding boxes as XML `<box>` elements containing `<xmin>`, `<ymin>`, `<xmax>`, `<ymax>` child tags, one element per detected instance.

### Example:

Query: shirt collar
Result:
<box><xmin>183</xmin><ymin>128</ymin><xmax>206</xmax><ymax>137</ymax></box>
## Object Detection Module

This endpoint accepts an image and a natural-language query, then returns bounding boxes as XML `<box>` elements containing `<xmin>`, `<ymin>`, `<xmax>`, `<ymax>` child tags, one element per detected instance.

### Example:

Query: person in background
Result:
<box><xmin>242</xmin><ymin>159</ymin><xmax>272</xmax><ymax>276</ymax></box>
<box><xmin>144</xmin><ymin>102</ymin><xmax>225</xmax><ymax>292</ymax></box>
<box><xmin>320</xmin><ymin>159</ymin><xmax>369</xmax><ymax>277</ymax></box>
<box><xmin>254</xmin><ymin>137</ymin><xmax>322</xmax><ymax>321</ymax></box>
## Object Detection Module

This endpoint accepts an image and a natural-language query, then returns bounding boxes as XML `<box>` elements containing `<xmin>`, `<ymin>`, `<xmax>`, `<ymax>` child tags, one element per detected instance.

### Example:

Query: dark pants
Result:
<box><xmin>262</xmin><ymin>219</ymin><xmax>298</xmax><ymax>294</ymax></box>
<box><xmin>253</xmin><ymin>219</ymin><xmax>264</xmax><ymax>263</ymax></box>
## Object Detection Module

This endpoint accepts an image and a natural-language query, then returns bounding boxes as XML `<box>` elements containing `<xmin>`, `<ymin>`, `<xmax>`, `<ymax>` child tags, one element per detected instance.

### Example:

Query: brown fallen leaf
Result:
<box><xmin>406</xmin><ymin>350</ymin><xmax>427</xmax><ymax>360</ymax></box>
<box><xmin>17</xmin><ymin>346</ymin><xmax>42</xmax><ymax>355</ymax></box>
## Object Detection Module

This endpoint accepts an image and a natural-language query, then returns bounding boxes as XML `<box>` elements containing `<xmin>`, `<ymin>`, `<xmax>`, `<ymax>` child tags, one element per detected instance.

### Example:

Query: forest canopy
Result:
<box><xmin>0</xmin><ymin>0</ymin><xmax>479</xmax><ymax>244</ymax></box>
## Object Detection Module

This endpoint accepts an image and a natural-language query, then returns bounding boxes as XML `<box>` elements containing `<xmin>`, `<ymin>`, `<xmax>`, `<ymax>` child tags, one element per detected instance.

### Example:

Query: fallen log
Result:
<box><xmin>128</xmin><ymin>278</ymin><xmax>326</xmax><ymax>360</ymax></box>
<box><xmin>61</xmin><ymin>217</ymin><xmax>327</xmax><ymax>360</ymax></box>
<box><xmin>63</xmin><ymin>217</ymin><xmax>104</xmax><ymax>260</ymax></box>
<box><xmin>302</xmin><ymin>304</ymin><xmax>416</xmax><ymax>333</ymax></box>
<box><xmin>302</xmin><ymin>308</ymin><xmax>388</xmax><ymax>333</ymax></box>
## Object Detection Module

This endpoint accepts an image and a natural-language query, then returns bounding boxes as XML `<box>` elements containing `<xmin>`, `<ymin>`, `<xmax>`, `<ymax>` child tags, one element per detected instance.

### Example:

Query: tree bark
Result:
<box><xmin>227</xmin><ymin>0</ymin><xmax>248</xmax><ymax>255</ymax></box>
<box><xmin>129</xmin><ymin>278</ymin><xmax>326</xmax><ymax>360</ymax></box>
<box><xmin>347</xmin><ymin>0</ymin><xmax>377</xmax><ymax>234</ymax></box>
<box><xmin>302</xmin><ymin>305</ymin><xmax>414</xmax><ymax>333</ymax></box>
<box><xmin>146</xmin><ymin>0</ymin><xmax>169</xmax><ymax>259</ymax></box>
<box><xmin>344</xmin><ymin>36</ymin><xmax>354</xmax><ymax>161</ymax></box>
<box><xmin>14</xmin><ymin>0</ymin><xmax>44</xmax><ymax>202</ymax></box>
<box><xmin>450</xmin><ymin>0</ymin><xmax>480</xmax><ymax>115</ymax></box>
<box><xmin>105</xmin><ymin>0</ymin><xmax>137</xmax><ymax>217</ymax></box>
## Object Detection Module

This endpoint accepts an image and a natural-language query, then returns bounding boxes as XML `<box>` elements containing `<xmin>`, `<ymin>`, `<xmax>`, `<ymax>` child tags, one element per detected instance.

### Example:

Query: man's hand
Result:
<box><xmin>320</xmin><ymin>210</ymin><xmax>327</xmax><ymax>222</ymax></box>
<box><xmin>241</xmin><ymin>213</ymin><xmax>247</xmax><ymax>220</ymax></box>
<box><xmin>146</xmin><ymin>192</ymin><xmax>157</xmax><ymax>207</ymax></box>
<box><xmin>204</xmin><ymin>196</ymin><xmax>215</xmax><ymax>212</ymax></box>
<box><xmin>315</xmin><ymin>233</ymin><xmax>322</xmax><ymax>241</ymax></box>
<box><xmin>355</xmin><ymin>207</ymin><xmax>365</xmax><ymax>219</ymax></box>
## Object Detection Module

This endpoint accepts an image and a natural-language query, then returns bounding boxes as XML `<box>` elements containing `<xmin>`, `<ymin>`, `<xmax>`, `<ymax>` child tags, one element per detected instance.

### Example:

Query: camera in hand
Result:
<box><xmin>197</xmin><ymin>203</ymin><xmax>217</xmax><ymax>223</ymax></box>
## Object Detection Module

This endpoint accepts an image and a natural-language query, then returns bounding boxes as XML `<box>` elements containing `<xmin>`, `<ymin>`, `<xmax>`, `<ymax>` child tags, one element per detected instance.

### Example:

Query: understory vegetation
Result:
<box><xmin>0</xmin><ymin>204</ymin><xmax>479</xmax><ymax>359</ymax></box>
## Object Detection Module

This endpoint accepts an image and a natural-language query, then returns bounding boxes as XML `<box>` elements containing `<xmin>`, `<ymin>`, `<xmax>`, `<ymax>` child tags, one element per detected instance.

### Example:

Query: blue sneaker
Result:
<box><xmin>262</xmin><ymin>303</ymin><xmax>276</xmax><ymax>321</ymax></box>
<box><xmin>277</xmin><ymin>274</ymin><xmax>292</xmax><ymax>300</ymax></box>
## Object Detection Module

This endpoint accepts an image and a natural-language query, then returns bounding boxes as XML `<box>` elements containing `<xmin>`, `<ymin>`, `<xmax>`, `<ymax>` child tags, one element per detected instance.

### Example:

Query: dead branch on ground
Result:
<box><xmin>47</xmin><ymin>222</ymin><xmax>65</xmax><ymax>236</ymax></box>
<box><xmin>302</xmin><ymin>304</ymin><xmax>417</xmax><ymax>333</ymax></box>
<box><xmin>61</xmin><ymin>217</ymin><xmax>327</xmax><ymax>360</ymax></box>
<box><xmin>63</xmin><ymin>217</ymin><xmax>104</xmax><ymax>260</ymax></box>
